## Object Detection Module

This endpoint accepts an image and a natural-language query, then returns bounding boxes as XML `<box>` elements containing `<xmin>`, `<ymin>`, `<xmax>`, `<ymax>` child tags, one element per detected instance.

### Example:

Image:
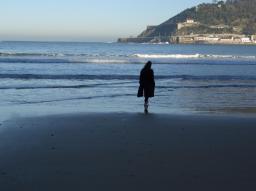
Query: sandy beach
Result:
<box><xmin>1</xmin><ymin>112</ymin><xmax>256</xmax><ymax>191</ymax></box>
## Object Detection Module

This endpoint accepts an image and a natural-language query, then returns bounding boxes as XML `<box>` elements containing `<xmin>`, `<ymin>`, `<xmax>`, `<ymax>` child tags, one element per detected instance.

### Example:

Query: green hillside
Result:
<box><xmin>138</xmin><ymin>0</ymin><xmax>256</xmax><ymax>38</ymax></box>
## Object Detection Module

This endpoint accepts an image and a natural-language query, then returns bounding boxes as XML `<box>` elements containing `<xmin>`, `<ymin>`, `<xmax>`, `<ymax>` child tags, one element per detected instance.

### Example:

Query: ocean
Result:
<box><xmin>1</xmin><ymin>41</ymin><xmax>256</xmax><ymax>121</ymax></box>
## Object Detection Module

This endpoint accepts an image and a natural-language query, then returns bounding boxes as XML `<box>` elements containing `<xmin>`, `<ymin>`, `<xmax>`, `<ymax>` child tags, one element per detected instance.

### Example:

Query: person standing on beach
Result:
<box><xmin>137</xmin><ymin>61</ymin><xmax>155</xmax><ymax>113</ymax></box>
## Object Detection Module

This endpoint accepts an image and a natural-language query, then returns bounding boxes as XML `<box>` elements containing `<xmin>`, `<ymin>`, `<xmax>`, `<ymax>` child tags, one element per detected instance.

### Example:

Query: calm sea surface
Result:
<box><xmin>1</xmin><ymin>41</ymin><xmax>256</xmax><ymax>121</ymax></box>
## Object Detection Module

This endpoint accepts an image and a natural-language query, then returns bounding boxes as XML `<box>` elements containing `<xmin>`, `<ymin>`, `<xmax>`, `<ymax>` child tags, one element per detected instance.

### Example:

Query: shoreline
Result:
<box><xmin>117</xmin><ymin>41</ymin><xmax>256</xmax><ymax>46</ymax></box>
<box><xmin>1</xmin><ymin>112</ymin><xmax>256</xmax><ymax>190</ymax></box>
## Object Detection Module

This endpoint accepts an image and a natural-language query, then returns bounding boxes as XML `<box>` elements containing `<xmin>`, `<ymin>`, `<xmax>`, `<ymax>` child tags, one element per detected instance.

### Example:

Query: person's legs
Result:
<box><xmin>145</xmin><ymin>97</ymin><xmax>149</xmax><ymax>104</ymax></box>
<box><xmin>144</xmin><ymin>97</ymin><xmax>149</xmax><ymax>113</ymax></box>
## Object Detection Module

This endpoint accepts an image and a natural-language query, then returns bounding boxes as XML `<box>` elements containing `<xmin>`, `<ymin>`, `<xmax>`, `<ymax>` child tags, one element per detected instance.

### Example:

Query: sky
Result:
<box><xmin>0</xmin><ymin>0</ymin><xmax>212</xmax><ymax>42</ymax></box>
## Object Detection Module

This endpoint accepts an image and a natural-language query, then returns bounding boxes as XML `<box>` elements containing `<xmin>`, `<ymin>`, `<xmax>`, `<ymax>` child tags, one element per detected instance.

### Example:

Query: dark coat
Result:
<box><xmin>137</xmin><ymin>68</ymin><xmax>155</xmax><ymax>98</ymax></box>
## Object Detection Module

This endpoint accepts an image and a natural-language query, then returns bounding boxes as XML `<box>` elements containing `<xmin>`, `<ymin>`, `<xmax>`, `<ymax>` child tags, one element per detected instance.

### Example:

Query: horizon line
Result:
<box><xmin>0</xmin><ymin>40</ymin><xmax>117</xmax><ymax>44</ymax></box>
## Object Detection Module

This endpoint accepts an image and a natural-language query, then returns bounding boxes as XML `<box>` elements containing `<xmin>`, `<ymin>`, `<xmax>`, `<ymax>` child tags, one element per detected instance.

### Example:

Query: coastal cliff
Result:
<box><xmin>118</xmin><ymin>0</ymin><xmax>256</xmax><ymax>44</ymax></box>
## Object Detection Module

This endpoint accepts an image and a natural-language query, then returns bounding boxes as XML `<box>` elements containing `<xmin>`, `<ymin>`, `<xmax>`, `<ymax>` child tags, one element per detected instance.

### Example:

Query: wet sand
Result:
<box><xmin>1</xmin><ymin>112</ymin><xmax>256</xmax><ymax>191</ymax></box>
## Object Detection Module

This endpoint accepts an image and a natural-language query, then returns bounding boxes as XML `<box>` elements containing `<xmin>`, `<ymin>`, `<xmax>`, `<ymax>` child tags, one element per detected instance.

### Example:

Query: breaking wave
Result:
<box><xmin>1</xmin><ymin>51</ymin><xmax>256</xmax><ymax>64</ymax></box>
<box><xmin>134</xmin><ymin>54</ymin><xmax>256</xmax><ymax>60</ymax></box>
<box><xmin>0</xmin><ymin>58</ymin><xmax>132</xmax><ymax>64</ymax></box>
<box><xmin>134</xmin><ymin>54</ymin><xmax>201</xmax><ymax>59</ymax></box>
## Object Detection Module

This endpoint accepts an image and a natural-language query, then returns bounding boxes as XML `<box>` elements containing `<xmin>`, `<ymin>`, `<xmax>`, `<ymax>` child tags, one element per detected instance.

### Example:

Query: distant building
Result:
<box><xmin>186</xmin><ymin>19</ymin><xmax>195</xmax><ymax>24</ymax></box>
<box><xmin>177</xmin><ymin>19</ymin><xmax>199</xmax><ymax>30</ymax></box>
<box><xmin>241</xmin><ymin>37</ymin><xmax>251</xmax><ymax>43</ymax></box>
<box><xmin>219</xmin><ymin>36</ymin><xmax>234</xmax><ymax>43</ymax></box>
<box><xmin>170</xmin><ymin>33</ymin><xmax>256</xmax><ymax>45</ymax></box>
<box><xmin>195</xmin><ymin>36</ymin><xmax>208</xmax><ymax>41</ymax></box>
<box><xmin>176</xmin><ymin>36</ymin><xmax>194</xmax><ymax>43</ymax></box>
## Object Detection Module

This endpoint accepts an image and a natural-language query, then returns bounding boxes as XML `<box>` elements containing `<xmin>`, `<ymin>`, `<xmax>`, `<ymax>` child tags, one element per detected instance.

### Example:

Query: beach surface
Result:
<box><xmin>1</xmin><ymin>112</ymin><xmax>256</xmax><ymax>191</ymax></box>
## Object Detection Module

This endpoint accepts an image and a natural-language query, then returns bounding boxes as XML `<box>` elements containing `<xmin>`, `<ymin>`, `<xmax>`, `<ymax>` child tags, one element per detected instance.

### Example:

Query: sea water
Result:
<box><xmin>1</xmin><ymin>41</ymin><xmax>256</xmax><ymax>121</ymax></box>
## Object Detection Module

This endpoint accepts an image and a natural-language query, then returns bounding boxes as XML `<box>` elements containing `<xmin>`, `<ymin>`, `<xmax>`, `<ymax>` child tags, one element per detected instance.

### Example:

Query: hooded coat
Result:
<box><xmin>137</xmin><ymin>68</ymin><xmax>155</xmax><ymax>98</ymax></box>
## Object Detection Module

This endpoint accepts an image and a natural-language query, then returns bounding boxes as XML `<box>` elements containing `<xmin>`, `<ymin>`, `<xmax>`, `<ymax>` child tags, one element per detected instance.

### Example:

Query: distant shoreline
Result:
<box><xmin>0</xmin><ymin>40</ymin><xmax>115</xmax><ymax>44</ymax></box>
<box><xmin>118</xmin><ymin>34</ymin><xmax>256</xmax><ymax>46</ymax></box>
<box><xmin>117</xmin><ymin>41</ymin><xmax>256</xmax><ymax>46</ymax></box>
<box><xmin>1</xmin><ymin>40</ymin><xmax>256</xmax><ymax>46</ymax></box>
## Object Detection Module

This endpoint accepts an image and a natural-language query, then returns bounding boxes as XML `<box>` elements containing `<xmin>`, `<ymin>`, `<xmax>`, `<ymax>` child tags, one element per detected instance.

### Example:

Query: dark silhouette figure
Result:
<box><xmin>137</xmin><ymin>61</ymin><xmax>155</xmax><ymax>113</ymax></box>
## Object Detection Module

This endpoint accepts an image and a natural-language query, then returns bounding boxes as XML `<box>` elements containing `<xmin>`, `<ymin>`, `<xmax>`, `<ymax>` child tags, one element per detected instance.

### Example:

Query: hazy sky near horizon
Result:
<box><xmin>0</xmin><ymin>0</ymin><xmax>212</xmax><ymax>41</ymax></box>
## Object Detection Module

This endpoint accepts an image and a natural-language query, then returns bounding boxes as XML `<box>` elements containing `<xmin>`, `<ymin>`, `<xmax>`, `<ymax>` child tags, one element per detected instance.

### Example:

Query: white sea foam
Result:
<box><xmin>85</xmin><ymin>59</ymin><xmax>129</xmax><ymax>64</ymax></box>
<box><xmin>1</xmin><ymin>51</ymin><xmax>256</xmax><ymax>64</ymax></box>
<box><xmin>204</xmin><ymin>54</ymin><xmax>256</xmax><ymax>59</ymax></box>
<box><xmin>134</xmin><ymin>53</ymin><xmax>256</xmax><ymax>60</ymax></box>
<box><xmin>134</xmin><ymin>54</ymin><xmax>201</xmax><ymax>59</ymax></box>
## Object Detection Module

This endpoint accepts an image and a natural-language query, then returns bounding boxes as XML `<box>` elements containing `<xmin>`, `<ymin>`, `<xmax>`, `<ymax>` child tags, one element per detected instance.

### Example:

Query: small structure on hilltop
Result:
<box><xmin>177</xmin><ymin>19</ymin><xmax>199</xmax><ymax>30</ymax></box>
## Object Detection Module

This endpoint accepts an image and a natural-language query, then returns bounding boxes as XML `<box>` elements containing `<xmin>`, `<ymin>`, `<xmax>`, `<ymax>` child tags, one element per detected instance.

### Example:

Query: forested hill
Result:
<box><xmin>137</xmin><ymin>0</ymin><xmax>256</xmax><ymax>38</ymax></box>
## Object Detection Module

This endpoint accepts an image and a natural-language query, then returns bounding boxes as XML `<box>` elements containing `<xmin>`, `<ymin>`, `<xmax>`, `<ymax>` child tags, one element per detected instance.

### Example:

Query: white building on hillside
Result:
<box><xmin>177</xmin><ymin>19</ymin><xmax>199</xmax><ymax>30</ymax></box>
<box><xmin>241</xmin><ymin>37</ymin><xmax>251</xmax><ymax>43</ymax></box>
<box><xmin>186</xmin><ymin>19</ymin><xmax>195</xmax><ymax>24</ymax></box>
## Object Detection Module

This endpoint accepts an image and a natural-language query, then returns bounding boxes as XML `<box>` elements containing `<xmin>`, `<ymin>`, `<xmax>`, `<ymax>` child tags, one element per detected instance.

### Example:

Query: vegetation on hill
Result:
<box><xmin>138</xmin><ymin>0</ymin><xmax>256</xmax><ymax>38</ymax></box>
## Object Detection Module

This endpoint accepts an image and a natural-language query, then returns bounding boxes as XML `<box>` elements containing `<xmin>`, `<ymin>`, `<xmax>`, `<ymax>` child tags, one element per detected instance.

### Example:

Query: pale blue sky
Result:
<box><xmin>0</xmin><ymin>0</ymin><xmax>211</xmax><ymax>42</ymax></box>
